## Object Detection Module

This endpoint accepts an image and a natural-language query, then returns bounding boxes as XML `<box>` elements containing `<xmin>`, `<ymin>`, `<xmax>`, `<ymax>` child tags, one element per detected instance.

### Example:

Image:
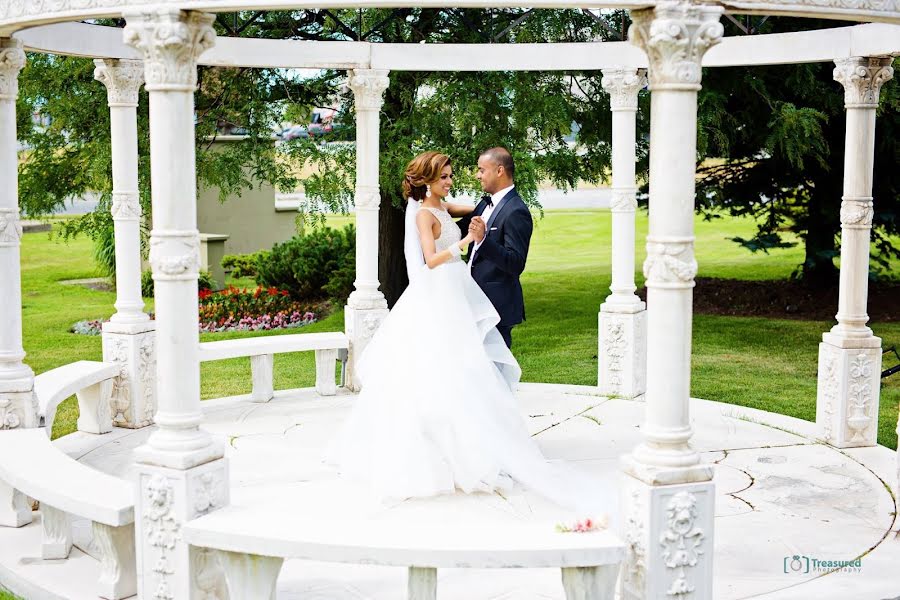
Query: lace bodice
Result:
<box><xmin>421</xmin><ymin>205</ymin><xmax>462</xmax><ymax>260</ymax></box>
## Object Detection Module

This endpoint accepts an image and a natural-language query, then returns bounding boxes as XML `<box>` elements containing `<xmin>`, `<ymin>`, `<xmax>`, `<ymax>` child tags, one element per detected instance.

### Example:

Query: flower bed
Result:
<box><xmin>199</xmin><ymin>286</ymin><xmax>318</xmax><ymax>333</ymax></box>
<box><xmin>72</xmin><ymin>286</ymin><xmax>321</xmax><ymax>335</ymax></box>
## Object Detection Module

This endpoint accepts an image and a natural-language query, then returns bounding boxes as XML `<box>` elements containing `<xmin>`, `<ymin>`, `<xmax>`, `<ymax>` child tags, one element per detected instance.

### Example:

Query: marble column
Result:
<box><xmin>620</xmin><ymin>4</ymin><xmax>722</xmax><ymax>599</ymax></box>
<box><xmin>344</xmin><ymin>69</ymin><xmax>390</xmax><ymax>391</ymax></box>
<box><xmin>0</xmin><ymin>37</ymin><xmax>38</xmax><ymax>528</ymax></box>
<box><xmin>124</xmin><ymin>10</ymin><xmax>228</xmax><ymax>599</ymax></box>
<box><xmin>816</xmin><ymin>57</ymin><xmax>893</xmax><ymax>450</ymax></box>
<box><xmin>598</xmin><ymin>67</ymin><xmax>648</xmax><ymax>400</ymax></box>
<box><xmin>94</xmin><ymin>58</ymin><xmax>157</xmax><ymax>430</ymax></box>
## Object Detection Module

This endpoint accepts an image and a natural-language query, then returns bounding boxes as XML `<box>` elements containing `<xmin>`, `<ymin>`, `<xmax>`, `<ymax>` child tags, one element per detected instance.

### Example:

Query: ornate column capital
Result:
<box><xmin>123</xmin><ymin>9</ymin><xmax>215</xmax><ymax>92</ymax></box>
<box><xmin>348</xmin><ymin>69</ymin><xmax>390</xmax><ymax>112</ymax></box>
<box><xmin>0</xmin><ymin>38</ymin><xmax>25</xmax><ymax>101</ymax></box>
<box><xmin>833</xmin><ymin>57</ymin><xmax>894</xmax><ymax>109</ymax></box>
<box><xmin>93</xmin><ymin>58</ymin><xmax>145</xmax><ymax>107</ymax></box>
<box><xmin>628</xmin><ymin>2</ymin><xmax>723</xmax><ymax>92</ymax></box>
<box><xmin>601</xmin><ymin>68</ymin><xmax>648</xmax><ymax>111</ymax></box>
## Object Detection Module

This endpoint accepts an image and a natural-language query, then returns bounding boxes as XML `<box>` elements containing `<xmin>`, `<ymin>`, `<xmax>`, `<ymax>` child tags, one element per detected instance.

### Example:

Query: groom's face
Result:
<box><xmin>477</xmin><ymin>155</ymin><xmax>501</xmax><ymax>194</ymax></box>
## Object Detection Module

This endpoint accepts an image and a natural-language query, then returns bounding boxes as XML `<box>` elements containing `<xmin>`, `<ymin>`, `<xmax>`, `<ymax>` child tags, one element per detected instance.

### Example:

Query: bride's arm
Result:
<box><xmin>417</xmin><ymin>211</ymin><xmax>474</xmax><ymax>269</ymax></box>
<box><xmin>445</xmin><ymin>202</ymin><xmax>475</xmax><ymax>218</ymax></box>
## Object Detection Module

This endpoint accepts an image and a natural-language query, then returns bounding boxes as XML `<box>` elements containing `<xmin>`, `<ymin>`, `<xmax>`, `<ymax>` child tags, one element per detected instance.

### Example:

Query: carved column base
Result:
<box><xmin>134</xmin><ymin>458</ymin><xmax>228</xmax><ymax>600</ymax></box>
<box><xmin>598</xmin><ymin>308</ymin><xmax>647</xmax><ymax>400</ymax></box>
<box><xmin>619</xmin><ymin>475</ymin><xmax>714</xmax><ymax>600</ymax></box>
<box><xmin>0</xmin><ymin>388</ymin><xmax>38</xmax><ymax>523</ymax></box>
<box><xmin>102</xmin><ymin>322</ymin><xmax>156</xmax><ymax>429</ymax></box>
<box><xmin>344</xmin><ymin>304</ymin><xmax>388</xmax><ymax>392</ymax></box>
<box><xmin>0</xmin><ymin>388</ymin><xmax>38</xmax><ymax>430</ymax></box>
<box><xmin>816</xmin><ymin>340</ymin><xmax>882</xmax><ymax>448</ymax></box>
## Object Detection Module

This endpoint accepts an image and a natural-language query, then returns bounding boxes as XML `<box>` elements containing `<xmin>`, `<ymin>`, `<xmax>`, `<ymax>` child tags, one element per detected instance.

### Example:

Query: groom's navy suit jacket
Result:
<box><xmin>459</xmin><ymin>187</ymin><xmax>533</xmax><ymax>328</ymax></box>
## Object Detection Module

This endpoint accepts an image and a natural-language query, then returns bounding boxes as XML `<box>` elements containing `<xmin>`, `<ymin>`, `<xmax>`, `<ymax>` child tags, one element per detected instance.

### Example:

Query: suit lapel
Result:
<box><xmin>486</xmin><ymin>187</ymin><xmax>517</xmax><ymax>230</ymax></box>
<box><xmin>474</xmin><ymin>197</ymin><xmax>489</xmax><ymax>217</ymax></box>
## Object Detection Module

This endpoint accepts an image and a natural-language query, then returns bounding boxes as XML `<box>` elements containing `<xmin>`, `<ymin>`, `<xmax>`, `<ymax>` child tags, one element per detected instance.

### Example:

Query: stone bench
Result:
<box><xmin>35</xmin><ymin>360</ymin><xmax>122</xmax><ymax>436</ymax></box>
<box><xmin>198</xmin><ymin>332</ymin><xmax>348</xmax><ymax>401</ymax></box>
<box><xmin>0</xmin><ymin>429</ymin><xmax>136</xmax><ymax>599</ymax></box>
<box><xmin>183</xmin><ymin>505</ymin><xmax>625</xmax><ymax>599</ymax></box>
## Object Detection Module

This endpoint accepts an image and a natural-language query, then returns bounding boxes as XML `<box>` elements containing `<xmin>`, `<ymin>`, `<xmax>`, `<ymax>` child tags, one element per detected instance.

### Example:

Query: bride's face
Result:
<box><xmin>430</xmin><ymin>165</ymin><xmax>453</xmax><ymax>199</ymax></box>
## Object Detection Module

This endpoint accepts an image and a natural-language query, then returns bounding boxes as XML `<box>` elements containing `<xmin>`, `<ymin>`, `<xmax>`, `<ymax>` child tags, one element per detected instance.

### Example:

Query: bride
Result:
<box><xmin>327</xmin><ymin>151</ymin><xmax>610</xmax><ymax>518</ymax></box>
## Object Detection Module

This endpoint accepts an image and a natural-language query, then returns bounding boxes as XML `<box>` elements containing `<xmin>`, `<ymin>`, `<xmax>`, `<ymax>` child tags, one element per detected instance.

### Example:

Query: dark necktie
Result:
<box><xmin>481</xmin><ymin>194</ymin><xmax>493</xmax><ymax>207</ymax></box>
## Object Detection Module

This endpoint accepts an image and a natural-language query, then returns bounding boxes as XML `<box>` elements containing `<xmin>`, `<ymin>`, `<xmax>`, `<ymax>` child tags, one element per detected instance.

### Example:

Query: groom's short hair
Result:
<box><xmin>481</xmin><ymin>147</ymin><xmax>515</xmax><ymax>179</ymax></box>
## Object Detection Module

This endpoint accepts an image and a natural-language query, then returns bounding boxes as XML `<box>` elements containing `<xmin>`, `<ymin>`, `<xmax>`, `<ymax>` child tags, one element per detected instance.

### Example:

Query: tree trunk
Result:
<box><xmin>378</xmin><ymin>197</ymin><xmax>409</xmax><ymax>307</ymax></box>
<box><xmin>800</xmin><ymin>183</ymin><xmax>841</xmax><ymax>289</ymax></box>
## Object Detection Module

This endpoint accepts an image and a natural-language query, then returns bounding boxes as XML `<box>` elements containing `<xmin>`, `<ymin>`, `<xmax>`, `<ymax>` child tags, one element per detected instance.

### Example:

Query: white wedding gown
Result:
<box><xmin>327</xmin><ymin>203</ymin><xmax>611</xmax><ymax>516</ymax></box>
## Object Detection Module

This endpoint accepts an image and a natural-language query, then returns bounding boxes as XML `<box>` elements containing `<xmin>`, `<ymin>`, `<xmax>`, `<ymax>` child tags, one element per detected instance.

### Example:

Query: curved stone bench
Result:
<box><xmin>0</xmin><ymin>429</ymin><xmax>135</xmax><ymax>599</ymax></box>
<box><xmin>199</xmin><ymin>331</ymin><xmax>348</xmax><ymax>401</ymax></box>
<box><xmin>35</xmin><ymin>360</ymin><xmax>121</xmax><ymax>436</ymax></box>
<box><xmin>183</xmin><ymin>505</ymin><xmax>625</xmax><ymax>599</ymax></box>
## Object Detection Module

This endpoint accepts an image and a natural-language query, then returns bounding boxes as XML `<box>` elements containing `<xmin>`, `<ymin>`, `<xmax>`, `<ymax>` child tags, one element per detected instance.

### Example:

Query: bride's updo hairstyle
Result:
<box><xmin>403</xmin><ymin>151</ymin><xmax>451</xmax><ymax>201</ymax></box>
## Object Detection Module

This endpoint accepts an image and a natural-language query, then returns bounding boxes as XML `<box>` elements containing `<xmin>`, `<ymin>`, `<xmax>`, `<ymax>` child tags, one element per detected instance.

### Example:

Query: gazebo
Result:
<box><xmin>0</xmin><ymin>2</ymin><xmax>898</xmax><ymax>599</ymax></box>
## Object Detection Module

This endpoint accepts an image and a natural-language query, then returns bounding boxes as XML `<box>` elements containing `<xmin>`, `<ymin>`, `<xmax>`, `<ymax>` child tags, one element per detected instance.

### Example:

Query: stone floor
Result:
<box><xmin>1</xmin><ymin>383</ymin><xmax>898</xmax><ymax>599</ymax></box>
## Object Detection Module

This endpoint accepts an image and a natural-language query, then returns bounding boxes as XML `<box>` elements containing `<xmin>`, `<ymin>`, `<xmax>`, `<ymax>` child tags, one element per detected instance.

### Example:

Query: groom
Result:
<box><xmin>461</xmin><ymin>147</ymin><xmax>533</xmax><ymax>349</ymax></box>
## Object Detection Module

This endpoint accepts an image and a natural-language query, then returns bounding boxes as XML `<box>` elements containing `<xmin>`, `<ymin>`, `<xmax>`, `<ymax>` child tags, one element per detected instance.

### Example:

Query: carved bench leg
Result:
<box><xmin>408</xmin><ymin>566</ymin><xmax>437</xmax><ymax>600</ymax></box>
<box><xmin>561</xmin><ymin>565</ymin><xmax>619</xmax><ymax>600</ymax></box>
<box><xmin>250</xmin><ymin>354</ymin><xmax>275</xmax><ymax>403</ymax></box>
<box><xmin>314</xmin><ymin>349</ymin><xmax>338</xmax><ymax>396</ymax></box>
<box><xmin>41</xmin><ymin>504</ymin><xmax>72</xmax><ymax>559</ymax></box>
<box><xmin>93</xmin><ymin>521</ymin><xmax>137</xmax><ymax>600</ymax></box>
<box><xmin>0</xmin><ymin>480</ymin><xmax>32</xmax><ymax>527</ymax></box>
<box><xmin>76</xmin><ymin>379</ymin><xmax>114</xmax><ymax>434</ymax></box>
<box><xmin>216</xmin><ymin>550</ymin><xmax>283</xmax><ymax>599</ymax></box>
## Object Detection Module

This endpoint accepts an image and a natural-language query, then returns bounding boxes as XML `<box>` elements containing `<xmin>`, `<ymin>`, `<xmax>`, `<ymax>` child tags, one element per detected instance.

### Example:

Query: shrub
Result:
<box><xmin>141</xmin><ymin>269</ymin><xmax>214</xmax><ymax>298</ymax></box>
<box><xmin>221</xmin><ymin>252</ymin><xmax>266</xmax><ymax>279</ymax></box>
<box><xmin>255</xmin><ymin>224</ymin><xmax>355</xmax><ymax>301</ymax></box>
<box><xmin>141</xmin><ymin>270</ymin><xmax>153</xmax><ymax>298</ymax></box>
<box><xmin>323</xmin><ymin>252</ymin><xmax>355</xmax><ymax>304</ymax></box>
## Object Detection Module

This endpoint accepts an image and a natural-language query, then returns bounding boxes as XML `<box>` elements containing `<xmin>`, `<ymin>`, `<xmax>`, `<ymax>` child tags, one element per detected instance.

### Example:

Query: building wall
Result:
<box><xmin>196</xmin><ymin>137</ymin><xmax>299</xmax><ymax>257</ymax></box>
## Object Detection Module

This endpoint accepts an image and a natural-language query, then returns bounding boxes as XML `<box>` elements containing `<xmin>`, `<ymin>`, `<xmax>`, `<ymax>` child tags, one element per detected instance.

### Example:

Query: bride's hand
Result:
<box><xmin>461</xmin><ymin>231</ymin><xmax>475</xmax><ymax>246</ymax></box>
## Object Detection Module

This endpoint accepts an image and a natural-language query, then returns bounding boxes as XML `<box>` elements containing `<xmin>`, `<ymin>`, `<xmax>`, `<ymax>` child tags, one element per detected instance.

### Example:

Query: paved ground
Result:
<box><xmin>1</xmin><ymin>383</ymin><xmax>897</xmax><ymax>599</ymax></box>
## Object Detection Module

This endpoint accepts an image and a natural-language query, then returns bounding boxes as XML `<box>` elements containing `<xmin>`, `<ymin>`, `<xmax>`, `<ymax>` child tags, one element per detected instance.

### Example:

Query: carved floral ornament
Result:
<box><xmin>111</xmin><ymin>191</ymin><xmax>142</xmax><ymax>220</ymax></box>
<box><xmin>348</xmin><ymin>69</ymin><xmax>390</xmax><ymax>111</ymax></box>
<box><xmin>610</xmin><ymin>188</ymin><xmax>639</xmax><ymax>212</ymax></box>
<box><xmin>840</xmin><ymin>197</ymin><xmax>874</xmax><ymax>228</ymax></box>
<box><xmin>123</xmin><ymin>8</ymin><xmax>215</xmax><ymax>92</ymax></box>
<box><xmin>0</xmin><ymin>38</ymin><xmax>25</xmax><ymax>101</ymax></box>
<box><xmin>93</xmin><ymin>58</ymin><xmax>145</xmax><ymax>106</ymax></box>
<box><xmin>0</xmin><ymin>208</ymin><xmax>22</xmax><ymax>246</ymax></box>
<box><xmin>643</xmin><ymin>236</ymin><xmax>698</xmax><ymax>287</ymax></box>
<box><xmin>354</xmin><ymin>186</ymin><xmax>382</xmax><ymax>209</ymax></box>
<box><xmin>629</xmin><ymin>2</ymin><xmax>724</xmax><ymax>91</ymax></box>
<box><xmin>833</xmin><ymin>56</ymin><xmax>894</xmax><ymax>108</ymax></box>
<box><xmin>148</xmin><ymin>230</ymin><xmax>201</xmax><ymax>280</ymax></box>
<box><xmin>601</xmin><ymin>68</ymin><xmax>648</xmax><ymax>111</ymax></box>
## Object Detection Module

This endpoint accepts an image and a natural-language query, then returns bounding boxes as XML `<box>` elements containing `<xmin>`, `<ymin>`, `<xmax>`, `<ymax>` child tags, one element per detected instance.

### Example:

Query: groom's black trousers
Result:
<box><xmin>497</xmin><ymin>325</ymin><xmax>513</xmax><ymax>349</ymax></box>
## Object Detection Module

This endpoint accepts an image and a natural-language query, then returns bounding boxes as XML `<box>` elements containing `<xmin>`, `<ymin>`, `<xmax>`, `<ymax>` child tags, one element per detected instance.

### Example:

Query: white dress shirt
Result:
<box><xmin>470</xmin><ymin>185</ymin><xmax>514</xmax><ymax>268</ymax></box>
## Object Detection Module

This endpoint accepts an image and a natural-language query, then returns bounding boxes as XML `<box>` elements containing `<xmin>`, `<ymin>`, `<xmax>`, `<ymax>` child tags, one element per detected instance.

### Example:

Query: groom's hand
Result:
<box><xmin>469</xmin><ymin>217</ymin><xmax>486</xmax><ymax>243</ymax></box>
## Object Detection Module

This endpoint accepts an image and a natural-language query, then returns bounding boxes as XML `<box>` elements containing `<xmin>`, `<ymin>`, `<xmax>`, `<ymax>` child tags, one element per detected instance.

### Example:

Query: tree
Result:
<box><xmin>16</xmin><ymin>10</ymin><xmax>626</xmax><ymax>303</ymax></box>
<box><xmin>696</xmin><ymin>18</ymin><xmax>899</xmax><ymax>288</ymax></box>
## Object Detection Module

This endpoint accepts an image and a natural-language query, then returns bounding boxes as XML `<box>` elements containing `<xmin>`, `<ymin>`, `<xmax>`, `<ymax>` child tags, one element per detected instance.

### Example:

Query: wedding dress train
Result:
<box><xmin>327</xmin><ymin>202</ymin><xmax>612</xmax><ymax>516</ymax></box>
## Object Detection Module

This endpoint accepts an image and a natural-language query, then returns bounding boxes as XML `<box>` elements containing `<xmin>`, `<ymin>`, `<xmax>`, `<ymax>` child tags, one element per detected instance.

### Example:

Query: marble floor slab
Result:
<box><xmin>2</xmin><ymin>384</ymin><xmax>897</xmax><ymax>600</ymax></box>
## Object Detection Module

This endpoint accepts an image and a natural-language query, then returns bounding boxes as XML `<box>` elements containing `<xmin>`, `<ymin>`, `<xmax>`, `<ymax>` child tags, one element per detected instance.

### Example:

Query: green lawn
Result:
<box><xmin>19</xmin><ymin>210</ymin><xmax>899</xmax><ymax>449</ymax></box>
